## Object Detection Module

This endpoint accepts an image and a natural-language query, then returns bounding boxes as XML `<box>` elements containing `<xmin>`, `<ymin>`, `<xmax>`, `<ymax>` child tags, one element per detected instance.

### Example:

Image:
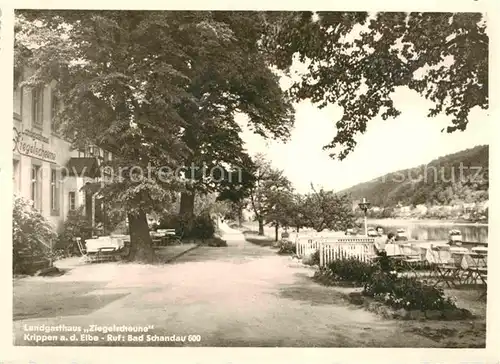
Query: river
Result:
<box><xmin>367</xmin><ymin>219</ymin><xmax>488</xmax><ymax>244</ymax></box>
<box><xmin>241</xmin><ymin>219</ymin><xmax>488</xmax><ymax>244</ymax></box>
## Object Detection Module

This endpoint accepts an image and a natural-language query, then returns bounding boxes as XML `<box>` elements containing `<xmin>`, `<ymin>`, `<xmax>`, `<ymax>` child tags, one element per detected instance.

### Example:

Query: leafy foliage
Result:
<box><xmin>313</xmin><ymin>258</ymin><xmax>377</xmax><ymax>286</ymax></box>
<box><xmin>277</xmin><ymin>240</ymin><xmax>296</xmax><ymax>255</ymax></box>
<box><xmin>54</xmin><ymin>207</ymin><xmax>93</xmax><ymax>256</ymax></box>
<box><xmin>263</xmin><ymin>12</ymin><xmax>488</xmax><ymax>160</ymax></box>
<box><xmin>15</xmin><ymin>11</ymin><xmax>295</xmax><ymax>261</ymax></box>
<box><xmin>13</xmin><ymin>196</ymin><xmax>57</xmax><ymax>273</ymax></box>
<box><xmin>158</xmin><ymin>212</ymin><xmax>215</xmax><ymax>240</ymax></box>
<box><xmin>363</xmin><ymin>272</ymin><xmax>457</xmax><ymax>311</ymax></box>
<box><xmin>299</xmin><ymin>185</ymin><xmax>357</xmax><ymax>232</ymax></box>
<box><xmin>248</xmin><ymin>153</ymin><xmax>293</xmax><ymax>233</ymax></box>
<box><xmin>313</xmin><ymin>253</ymin><xmax>458</xmax><ymax>311</ymax></box>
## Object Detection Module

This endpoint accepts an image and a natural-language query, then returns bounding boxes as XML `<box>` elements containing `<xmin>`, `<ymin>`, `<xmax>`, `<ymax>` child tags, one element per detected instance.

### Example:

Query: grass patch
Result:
<box><xmin>243</xmin><ymin>231</ymin><xmax>275</xmax><ymax>247</ymax></box>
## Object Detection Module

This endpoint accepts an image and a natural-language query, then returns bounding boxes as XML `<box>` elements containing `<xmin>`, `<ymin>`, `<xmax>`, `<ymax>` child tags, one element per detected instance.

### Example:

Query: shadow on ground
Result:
<box><xmin>13</xmin><ymin>280</ymin><xmax>129</xmax><ymax>321</ymax></box>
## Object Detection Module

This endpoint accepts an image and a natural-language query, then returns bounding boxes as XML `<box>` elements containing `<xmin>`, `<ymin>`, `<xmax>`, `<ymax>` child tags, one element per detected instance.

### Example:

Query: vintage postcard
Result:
<box><xmin>2</xmin><ymin>0</ymin><xmax>499</xmax><ymax>363</ymax></box>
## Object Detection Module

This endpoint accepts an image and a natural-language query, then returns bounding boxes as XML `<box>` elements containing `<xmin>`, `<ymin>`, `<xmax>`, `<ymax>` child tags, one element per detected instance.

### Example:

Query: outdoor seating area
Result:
<box><xmin>76</xmin><ymin>236</ymin><xmax>130</xmax><ymax>263</ymax></box>
<box><xmin>295</xmin><ymin>234</ymin><xmax>488</xmax><ymax>294</ymax></box>
<box><xmin>152</xmin><ymin>228</ymin><xmax>182</xmax><ymax>246</ymax></box>
<box><xmin>74</xmin><ymin>227</ymin><xmax>184</xmax><ymax>264</ymax></box>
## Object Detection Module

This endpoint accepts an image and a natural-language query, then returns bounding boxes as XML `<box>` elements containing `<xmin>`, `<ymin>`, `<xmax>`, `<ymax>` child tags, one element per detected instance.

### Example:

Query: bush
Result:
<box><xmin>303</xmin><ymin>249</ymin><xmax>320</xmax><ymax>266</ymax></box>
<box><xmin>313</xmin><ymin>251</ymin><xmax>460</xmax><ymax>313</ymax></box>
<box><xmin>310</xmin><ymin>249</ymin><xmax>320</xmax><ymax>265</ymax></box>
<box><xmin>363</xmin><ymin>273</ymin><xmax>458</xmax><ymax>311</ymax></box>
<box><xmin>190</xmin><ymin>213</ymin><xmax>216</xmax><ymax>240</ymax></box>
<box><xmin>206</xmin><ymin>237</ymin><xmax>228</xmax><ymax>247</ymax></box>
<box><xmin>13</xmin><ymin>196</ymin><xmax>57</xmax><ymax>273</ymax></box>
<box><xmin>277</xmin><ymin>240</ymin><xmax>296</xmax><ymax>255</ymax></box>
<box><xmin>159</xmin><ymin>213</ymin><xmax>215</xmax><ymax>240</ymax></box>
<box><xmin>324</xmin><ymin>258</ymin><xmax>378</xmax><ymax>285</ymax></box>
<box><xmin>55</xmin><ymin>207</ymin><xmax>93</xmax><ymax>256</ymax></box>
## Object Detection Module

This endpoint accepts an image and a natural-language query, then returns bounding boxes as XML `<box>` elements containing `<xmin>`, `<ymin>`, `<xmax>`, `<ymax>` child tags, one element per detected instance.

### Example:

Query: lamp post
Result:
<box><xmin>358</xmin><ymin>198</ymin><xmax>371</xmax><ymax>236</ymax></box>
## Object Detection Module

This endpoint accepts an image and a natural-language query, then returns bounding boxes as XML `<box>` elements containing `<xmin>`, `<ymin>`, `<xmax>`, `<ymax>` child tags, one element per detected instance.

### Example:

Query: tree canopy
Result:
<box><xmin>263</xmin><ymin>11</ymin><xmax>488</xmax><ymax>160</ymax></box>
<box><xmin>245</xmin><ymin>155</ymin><xmax>357</xmax><ymax>235</ymax></box>
<box><xmin>247</xmin><ymin>154</ymin><xmax>292</xmax><ymax>235</ymax></box>
<box><xmin>14</xmin><ymin>10</ymin><xmax>295</xmax><ymax>261</ymax></box>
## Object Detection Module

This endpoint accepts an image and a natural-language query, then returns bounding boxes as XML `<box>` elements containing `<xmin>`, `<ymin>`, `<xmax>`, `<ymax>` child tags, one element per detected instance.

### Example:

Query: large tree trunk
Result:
<box><xmin>127</xmin><ymin>210</ymin><xmax>155</xmax><ymax>263</ymax></box>
<box><xmin>275</xmin><ymin>223</ymin><xmax>279</xmax><ymax>242</ymax></box>
<box><xmin>180</xmin><ymin>191</ymin><xmax>195</xmax><ymax>216</ymax></box>
<box><xmin>258</xmin><ymin>218</ymin><xmax>264</xmax><ymax>236</ymax></box>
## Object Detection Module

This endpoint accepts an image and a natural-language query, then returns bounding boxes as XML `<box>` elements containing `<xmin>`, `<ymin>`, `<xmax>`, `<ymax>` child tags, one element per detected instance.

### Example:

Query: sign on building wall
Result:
<box><xmin>13</xmin><ymin>126</ymin><xmax>56</xmax><ymax>163</ymax></box>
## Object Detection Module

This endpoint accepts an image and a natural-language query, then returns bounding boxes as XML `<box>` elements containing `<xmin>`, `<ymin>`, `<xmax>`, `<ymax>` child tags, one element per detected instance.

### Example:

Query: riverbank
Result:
<box><xmin>367</xmin><ymin>218</ymin><xmax>488</xmax><ymax>227</ymax></box>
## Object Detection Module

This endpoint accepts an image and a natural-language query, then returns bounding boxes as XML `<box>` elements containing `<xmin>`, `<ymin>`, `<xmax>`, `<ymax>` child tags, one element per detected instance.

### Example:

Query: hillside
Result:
<box><xmin>342</xmin><ymin>145</ymin><xmax>489</xmax><ymax>208</ymax></box>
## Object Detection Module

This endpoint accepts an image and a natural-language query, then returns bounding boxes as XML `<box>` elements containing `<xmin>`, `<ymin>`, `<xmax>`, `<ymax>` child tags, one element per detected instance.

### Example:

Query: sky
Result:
<box><xmin>238</xmin><ymin>85</ymin><xmax>491</xmax><ymax>194</ymax></box>
<box><xmin>237</xmin><ymin>13</ymin><xmax>491</xmax><ymax>195</ymax></box>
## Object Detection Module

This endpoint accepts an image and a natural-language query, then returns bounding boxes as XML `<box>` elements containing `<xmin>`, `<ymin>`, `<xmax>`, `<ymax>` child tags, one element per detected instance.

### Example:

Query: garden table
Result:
<box><xmin>86</xmin><ymin>236</ymin><xmax>126</xmax><ymax>253</ymax></box>
<box><xmin>471</xmin><ymin>246</ymin><xmax>488</xmax><ymax>254</ymax></box>
<box><xmin>84</xmin><ymin>237</ymin><xmax>126</xmax><ymax>262</ymax></box>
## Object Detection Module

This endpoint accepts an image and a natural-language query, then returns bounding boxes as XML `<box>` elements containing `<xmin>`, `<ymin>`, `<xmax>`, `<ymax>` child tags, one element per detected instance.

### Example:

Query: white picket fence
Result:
<box><xmin>295</xmin><ymin>235</ymin><xmax>376</xmax><ymax>266</ymax></box>
<box><xmin>319</xmin><ymin>240</ymin><xmax>376</xmax><ymax>266</ymax></box>
<box><xmin>295</xmin><ymin>236</ymin><xmax>323</xmax><ymax>257</ymax></box>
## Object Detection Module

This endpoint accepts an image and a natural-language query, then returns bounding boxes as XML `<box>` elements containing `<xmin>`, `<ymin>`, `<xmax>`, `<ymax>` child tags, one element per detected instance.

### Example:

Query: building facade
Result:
<box><xmin>13</xmin><ymin>70</ymin><xmax>111</xmax><ymax>232</ymax></box>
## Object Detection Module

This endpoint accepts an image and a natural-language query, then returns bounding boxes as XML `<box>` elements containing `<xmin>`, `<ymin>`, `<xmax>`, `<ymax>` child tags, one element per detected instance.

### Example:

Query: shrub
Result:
<box><xmin>190</xmin><ymin>213</ymin><xmax>216</xmax><ymax>240</ymax></box>
<box><xmin>158</xmin><ymin>213</ymin><xmax>180</xmax><ymax>231</ymax></box>
<box><xmin>303</xmin><ymin>249</ymin><xmax>320</xmax><ymax>266</ymax></box>
<box><xmin>313</xmin><ymin>251</ymin><xmax>460</xmax><ymax>313</ymax></box>
<box><xmin>55</xmin><ymin>207</ymin><xmax>93</xmax><ymax>256</ymax></box>
<box><xmin>13</xmin><ymin>196</ymin><xmax>57</xmax><ymax>273</ymax></box>
<box><xmin>325</xmin><ymin>258</ymin><xmax>378</xmax><ymax>285</ymax></box>
<box><xmin>277</xmin><ymin>240</ymin><xmax>296</xmax><ymax>255</ymax></box>
<box><xmin>310</xmin><ymin>249</ymin><xmax>320</xmax><ymax>265</ymax></box>
<box><xmin>206</xmin><ymin>237</ymin><xmax>228</xmax><ymax>247</ymax></box>
<box><xmin>159</xmin><ymin>213</ymin><xmax>215</xmax><ymax>240</ymax></box>
<box><xmin>363</xmin><ymin>273</ymin><xmax>458</xmax><ymax>311</ymax></box>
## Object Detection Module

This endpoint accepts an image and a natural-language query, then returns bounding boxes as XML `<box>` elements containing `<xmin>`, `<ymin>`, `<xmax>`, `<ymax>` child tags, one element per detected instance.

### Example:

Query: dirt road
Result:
<box><xmin>13</xmin><ymin>225</ymin><xmax>485</xmax><ymax>347</ymax></box>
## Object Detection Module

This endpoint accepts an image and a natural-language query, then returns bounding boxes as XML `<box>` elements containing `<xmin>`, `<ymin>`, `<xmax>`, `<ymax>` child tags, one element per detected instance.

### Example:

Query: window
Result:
<box><xmin>13</xmin><ymin>160</ymin><xmax>20</xmax><ymax>193</ymax></box>
<box><xmin>103</xmin><ymin>150</ymin><xmax>110</xmax><ymax>162</ymax></box>
<box><xmin>50</xmin><ymin>168</ymin><xmax>60</xmax><ymax>215</ymax></box>
<box><xmin>32</xmin><ymin>86</ymin><xmax>44</xmax><ymax>129</ymax></box>
<box><xmin>69</xmin><ymin>191</ymin><xmax>76</xmax><ymax>211</ymax></box>
<box><xmin>14</xmin><ymin>87</ymin><xmax>22</xmax><ymax>120</ymax></box>
<box><xmin>51</xmin><ymin>91</ymin><xmax>58</xmax><ymax>133</ymax></box>
<box><xmin>31</xmin><ymin>165</ymin><xmax>41</xmax><ymax>210</ymax></box>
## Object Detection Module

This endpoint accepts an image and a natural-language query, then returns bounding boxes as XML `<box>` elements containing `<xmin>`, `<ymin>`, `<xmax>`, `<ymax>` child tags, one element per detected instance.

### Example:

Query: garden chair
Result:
<box><xmin>428</xmin><ymin>245</ymin><xmax>461</xmax><ymax>288</ymax></box>
<box><xmin>76</xmin><ymin>237</ymin><xmax>93</xmax><ymax>263</ymax></box>
<box><xmin>462</xmin><ymin>252</ymin><xmax>487</xmax><ymax>286</ymax></box>
<box><xmin>399</xmin><ymin>244</ymin><xmax>426</xmax><ymax>278</ymax></box>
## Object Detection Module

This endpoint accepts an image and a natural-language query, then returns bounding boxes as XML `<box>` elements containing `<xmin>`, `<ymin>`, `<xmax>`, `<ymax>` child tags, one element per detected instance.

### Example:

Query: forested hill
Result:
<box><xmin>342</xmin><ymin>145</ymin><xmax>489</xmax><ymax>207</ymax></box>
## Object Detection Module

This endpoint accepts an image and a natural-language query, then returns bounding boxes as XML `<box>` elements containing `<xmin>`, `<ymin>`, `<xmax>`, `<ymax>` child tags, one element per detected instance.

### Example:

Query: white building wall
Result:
<box><xmin>14</xmin><ymin>73</ymin><xmax>80</xmax><ymax>232</ymax></box>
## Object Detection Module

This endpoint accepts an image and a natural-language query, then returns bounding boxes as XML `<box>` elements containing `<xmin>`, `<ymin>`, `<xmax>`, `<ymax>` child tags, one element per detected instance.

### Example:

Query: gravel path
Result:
<box><xmin>13</xmin><ymin>224</ymin><xmax>485</xmax><ymax>347</ymax></box>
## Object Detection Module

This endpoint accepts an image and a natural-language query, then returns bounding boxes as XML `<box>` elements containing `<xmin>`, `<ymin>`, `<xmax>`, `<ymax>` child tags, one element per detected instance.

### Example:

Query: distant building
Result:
<box><xmin>399</xmin><ymin>206</ymin><xmax>411</xmax><ymax>213</ymax></box>
<box><xmin>462</xmin><ymin>202</ymin><xmax>476</xmax><ymax>212</ymax></box>
<box><xmin>414</xmin><ymin>204</ymin><xmax>428</xmax><ymax>215</ymax></box>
